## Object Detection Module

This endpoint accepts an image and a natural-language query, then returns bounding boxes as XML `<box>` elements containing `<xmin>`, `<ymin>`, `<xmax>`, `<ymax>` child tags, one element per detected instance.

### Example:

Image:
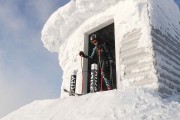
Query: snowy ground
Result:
<box><xmin>1</xmin><ymin>87</ymin><xmax>179</xmax><ymax>120</ymax></box>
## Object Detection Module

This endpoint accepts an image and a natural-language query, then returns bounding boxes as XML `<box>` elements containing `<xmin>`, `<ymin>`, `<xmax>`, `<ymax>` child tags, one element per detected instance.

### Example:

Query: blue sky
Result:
<box><xmin>0</xmin><ymin>0</ymin><xmax>179</xmax><ymax>118</ymax></box>
<box><xmin>0</xmin><ymin>0</ymin><xmax>69</xmax><ymax>118</ymax></box>
<box><xmin>175</xmin><ymin>0</ymin><xmax>180</xmax><ymax>6</ymax></box>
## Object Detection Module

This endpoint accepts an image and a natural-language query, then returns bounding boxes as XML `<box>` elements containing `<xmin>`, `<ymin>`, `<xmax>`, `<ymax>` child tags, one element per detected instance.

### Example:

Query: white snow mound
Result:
<box><xmin>1</xmin><ymin>87</ymin><xmax>180</xmax><ymax>120</ymax></box>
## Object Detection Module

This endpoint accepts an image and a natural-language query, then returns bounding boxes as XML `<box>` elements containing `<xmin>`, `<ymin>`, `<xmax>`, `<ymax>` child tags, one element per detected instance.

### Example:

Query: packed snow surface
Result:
<box><xmin>1</xmin><ymin>87</ymin><xmax>180</xmax><ymax>120</ymax></box>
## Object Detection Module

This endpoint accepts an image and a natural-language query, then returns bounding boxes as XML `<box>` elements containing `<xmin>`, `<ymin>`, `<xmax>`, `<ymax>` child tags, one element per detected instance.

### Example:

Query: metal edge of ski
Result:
<box><xmin>63</xmin><ymin>89</ymin><xmax>83</xmax><ymax>96</ymax></box>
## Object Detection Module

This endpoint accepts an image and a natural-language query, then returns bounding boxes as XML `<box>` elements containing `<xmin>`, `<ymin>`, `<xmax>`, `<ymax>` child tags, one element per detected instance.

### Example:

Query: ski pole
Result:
<box><xmin>100</xmin><ymin>68</ymin><xmax>103</xmax><ymax>91</ymax></box>
<box><xmin>110</xmin><ymin>62</ymin><xmax>114</xmax><ymax>89</ymax></box>
<box><xmin>98</xmin><ymin>49</ymin><xmax>103</xmax><ymax>91</ymax></box>
<box><xmin>81</xmin><ymin>56</ymin><xmax>84</xmax><ymax>94</ymax></box>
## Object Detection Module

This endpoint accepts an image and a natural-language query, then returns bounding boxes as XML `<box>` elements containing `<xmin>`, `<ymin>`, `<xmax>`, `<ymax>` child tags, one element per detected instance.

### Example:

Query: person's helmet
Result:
<box><xmin>90</xmin><ymin>34</ymin><xmax>97</xmax><ymax>41</ymax></box>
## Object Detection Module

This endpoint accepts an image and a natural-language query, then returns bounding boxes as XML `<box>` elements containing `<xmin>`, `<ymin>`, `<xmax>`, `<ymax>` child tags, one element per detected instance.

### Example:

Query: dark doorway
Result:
<box><xmin>87</xmin><ymin>23</ymin><xmax>116</xmax><ymax>93</ymax></box>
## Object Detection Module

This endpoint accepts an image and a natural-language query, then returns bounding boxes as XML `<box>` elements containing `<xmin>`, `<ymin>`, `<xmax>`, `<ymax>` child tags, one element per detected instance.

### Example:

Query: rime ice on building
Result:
<box><xmin>41</xmin><ymin>0</ymin><xmax>180</xmax><ymax>98</ymax></box>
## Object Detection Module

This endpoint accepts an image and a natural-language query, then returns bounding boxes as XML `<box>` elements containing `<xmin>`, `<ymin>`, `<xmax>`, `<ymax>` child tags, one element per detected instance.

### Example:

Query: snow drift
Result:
<box><xmin>1</xmin><ymin>87</ymin><xmax>180</xmax><ymax>120</ymax></box>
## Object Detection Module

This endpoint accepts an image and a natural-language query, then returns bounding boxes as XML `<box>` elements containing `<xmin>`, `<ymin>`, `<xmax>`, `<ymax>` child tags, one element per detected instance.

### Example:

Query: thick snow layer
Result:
<box><xmin>41</xmin><ymin>0</ymin><xmax>119</xmax><ymax>52</ymax></box>
<box><xmin>41</xmin><ymin>0</ymin><xmax>180</xmax><ymax>97</ymax></box>
<box><xmin>1</xmin><ymin>87</ymin><xmax>180</xmax><ymax>120</ymax></box>
<box><xmin>42</xmin><ymin>0</ymin><xmax>154</xmax><ymax>96</ymax></box>
<box><xmin>41</xmin><ymin>0</ymin><xmax>180</xmax><ymax>53</ymax></box>
<box><xmin>149</xmin><ymin>0</ymin><xmax>180</xmax><ymax>38</ymax></box>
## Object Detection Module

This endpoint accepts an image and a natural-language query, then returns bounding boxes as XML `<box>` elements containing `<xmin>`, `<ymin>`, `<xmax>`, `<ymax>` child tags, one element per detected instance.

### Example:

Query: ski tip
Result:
<box><xmin>63</xmin><ymin>89</ymin><xmax>68</xmax><ymax>92</ymax></box>
<box><xmin>64</xmin><ymin>89</ymin><xmax>83</xmax><ymax>96</ymax></box>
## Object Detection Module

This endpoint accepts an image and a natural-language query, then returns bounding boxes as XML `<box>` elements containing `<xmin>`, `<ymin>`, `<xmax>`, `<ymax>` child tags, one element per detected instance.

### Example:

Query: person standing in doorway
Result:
<box><xmin>79</xmin><ymin>33</ymin><xmax>113</xmax><ymax>90</ymax></box>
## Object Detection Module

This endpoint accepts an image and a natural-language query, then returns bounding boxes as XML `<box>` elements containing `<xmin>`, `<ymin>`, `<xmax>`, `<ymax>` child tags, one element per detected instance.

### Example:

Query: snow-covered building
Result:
<box><xmin>41</xmin><ymin>0</ymin><xmax>180</xmax><ymax>98</ymax></box>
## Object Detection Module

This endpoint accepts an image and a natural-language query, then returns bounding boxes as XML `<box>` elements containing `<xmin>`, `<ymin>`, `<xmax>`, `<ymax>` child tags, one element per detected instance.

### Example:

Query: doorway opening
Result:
<box><xmin>86</xmin><ymin>23</ymin><xmax>116</xmax><ymax>93</ymax></box>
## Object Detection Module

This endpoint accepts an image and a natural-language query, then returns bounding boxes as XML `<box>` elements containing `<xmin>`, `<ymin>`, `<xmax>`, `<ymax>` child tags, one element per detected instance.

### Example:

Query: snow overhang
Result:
<box><xmin>41</xmin><ymin>0</ymin><xmax>119</xmax><ymax>53</ymax></box>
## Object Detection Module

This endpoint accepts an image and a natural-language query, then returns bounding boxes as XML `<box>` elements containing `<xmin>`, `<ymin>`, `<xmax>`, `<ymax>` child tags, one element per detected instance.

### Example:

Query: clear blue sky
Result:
<box><xmin>0</xmin><ymin>0</ymin><xmax>69</xmax><ymax>118</ymax></box>
<box><xmin>175</xmin><ymin>0</ymin><xmax>180</xmax><ymax>7</ymax></box>
<box><xmin>0</xmin><ymin>0</ymin><xmax>179</xmax><ymax>119</ymax></box>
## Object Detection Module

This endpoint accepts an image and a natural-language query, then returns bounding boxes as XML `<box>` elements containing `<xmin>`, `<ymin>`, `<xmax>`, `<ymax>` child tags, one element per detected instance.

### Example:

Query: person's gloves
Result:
<box><xmin>109</xmin><ymin>59</ymin><xmax>113</xmax><ymax>64</ymax></box>
<box><xmin>109</xmin><ymin>57</ymin><xmax>113</xmax><ymax>64</ymax></box>
<box><xmin>79</xmin><ymin>51</ymin><xmax>85</xmax><ymax>57</ymax></box>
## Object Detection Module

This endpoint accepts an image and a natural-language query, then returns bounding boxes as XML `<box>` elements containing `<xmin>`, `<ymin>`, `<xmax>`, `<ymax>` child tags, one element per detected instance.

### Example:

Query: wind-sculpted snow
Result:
<box><xmin>1</xmin><ymin>88</ymin><xmax>180</xmax><ymax>120</ymax></box>
<box><xmin>149</xmin><ymin>0</ymin><xmax>180</xmax><ymax>39</ymax></box>
<box><xmin>41</xmin><ymin>0</ymin><xmax>180</xmax><ymax>53</ymax></box>
<box><xmin>41</xmin><ymin>0</ymin><xmax>119</xmax><ymax>52</ymax></box>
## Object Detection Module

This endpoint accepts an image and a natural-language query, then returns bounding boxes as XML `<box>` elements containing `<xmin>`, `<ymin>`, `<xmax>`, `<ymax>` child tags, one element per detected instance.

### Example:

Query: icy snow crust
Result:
<box><xmin>1</xmin><ymin>88</ymin><xmax>180</xmax><ymax>120</ymax></box>
<box><xmin>150</xmin><ymin>0</ymin><xmax>180</xmax><ymax>36</ymax></box>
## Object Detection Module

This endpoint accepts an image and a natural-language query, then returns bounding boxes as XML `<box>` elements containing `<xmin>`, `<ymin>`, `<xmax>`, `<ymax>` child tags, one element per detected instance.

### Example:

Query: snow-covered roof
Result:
<box><xmin>41</xmin><ymin>0</ymin><xmax>180</xmax><ymax>53</ymax></box>
<box><xmin>41</xmin><ymin>0</ymin><xmax>118</xmax><ymax>52</ymax></box>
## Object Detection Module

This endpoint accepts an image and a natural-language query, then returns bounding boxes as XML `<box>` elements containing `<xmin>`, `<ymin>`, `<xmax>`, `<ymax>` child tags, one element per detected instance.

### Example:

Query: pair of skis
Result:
<box><xmin>64</xmin><ymin>51</ymin><xmax>114</xmax><ymax>96</ymax></box>
<box><xmin>64</xmin><ymin>63</ymin><xmax>98</xmax><ymax>96</ymax></box>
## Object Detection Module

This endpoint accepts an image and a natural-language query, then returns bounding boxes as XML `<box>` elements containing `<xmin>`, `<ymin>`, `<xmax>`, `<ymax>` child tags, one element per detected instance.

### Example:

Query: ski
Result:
<box><xmin>63</xmin><ymin>89</ymin><xmax>83</xmax><ymax>96</ymax></box>
<box><xmin>90</xmin><ymin>63</ymin><xmax>98</xmax><ymax>93</ymax></box>
<box><xmin>110</xmin><ymin>62</ymin><xmax>114</xmax><ymax>89</ymax></box>
<box><xmin>70</xmin><ymin>73</ymin><xmax>76</xmax><ymax>96</ymax></box>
